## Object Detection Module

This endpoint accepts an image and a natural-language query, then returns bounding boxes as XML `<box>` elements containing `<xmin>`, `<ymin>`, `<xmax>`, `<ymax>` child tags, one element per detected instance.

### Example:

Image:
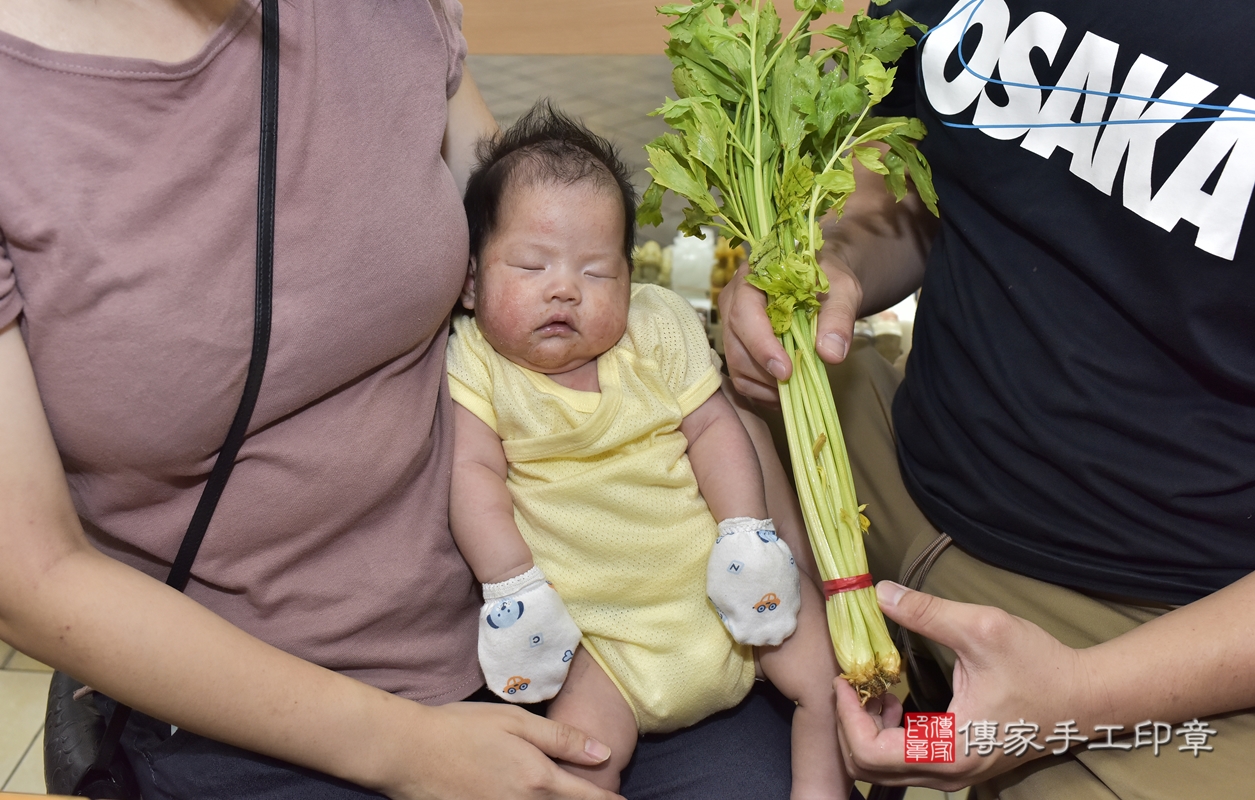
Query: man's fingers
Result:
<box><xmin>875</xmin><ymin>689</ymin><xmax>904</xmax><ymax>730</ymax></box>
<box><xmin>834</xmin><ymin>677</ymin><xmax>891</xmax><ymax>743</ymax></box>
<box><xmin>814</xmin><ymin>258</ymin><xmax>863</xmax><ymax>365</ymax></box>
<box><xmin>723</xmin><ymin>325</ymin><xmax>780</xmax><ymax>390</ymax></box>
<box><xmin>835</xmin><ymin>678</ymin><xmax>972</xmax><ymax>791</ymax></box>
<box><xmin>722</xmin><ymin>321</ymin><xmax>782</xmax><ymax>405</ymax></box>
<box><xmin>514</xmin><ymin>714</ymin><xmax>612</xmax><ymax>767</ymax></box>
<box><xmin>834</xmin><ymin>677</ymin><xmax>905</xmax><ymax>779</ymax></box>
<box><xmin>722</xmin><ymin>267</ymin><xmax>791</xmax><ymax>383</ymax></box>
<box><xmin>730</xmin><ymin>375</ymin><xmax>781</xmax><ymax>407</ymax></box>
<box><xmin>876</xmin><ymin>581</ymin><xmax>1011</xmax><ymax>658</ymax></box>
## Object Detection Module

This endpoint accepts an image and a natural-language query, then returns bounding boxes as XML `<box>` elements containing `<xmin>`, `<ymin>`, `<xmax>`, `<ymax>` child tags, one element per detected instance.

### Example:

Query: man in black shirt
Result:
<box><xmin>722</xmin><ymin>0</ymin><xmax>1254</xmax><ymax>796</ymax></box>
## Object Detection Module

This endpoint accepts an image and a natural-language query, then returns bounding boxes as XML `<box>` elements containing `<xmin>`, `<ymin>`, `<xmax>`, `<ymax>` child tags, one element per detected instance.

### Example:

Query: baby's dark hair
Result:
<box><xmin>464</xmin><ymin>100</ymin><xmax>637</xmax><ymax>265</ymax></box>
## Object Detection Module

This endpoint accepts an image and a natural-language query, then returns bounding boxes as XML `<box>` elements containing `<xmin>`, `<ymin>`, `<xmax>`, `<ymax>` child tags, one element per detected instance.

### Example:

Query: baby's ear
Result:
<box><xmin>460</xmin><ymin>258</ymin><xmax>478</xmax><ymax>310</ymax></box>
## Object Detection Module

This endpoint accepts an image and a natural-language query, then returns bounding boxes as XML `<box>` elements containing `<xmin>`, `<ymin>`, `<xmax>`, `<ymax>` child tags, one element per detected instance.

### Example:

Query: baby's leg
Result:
<box><xmin>546</xmin><ymin>646</ymin><xmax>638</xmax><ymax>792</ymax></box>
<box><xmin>758</xmin><ymin>574</ymin><xmax>850</xmax><ymax>800</ymax></box>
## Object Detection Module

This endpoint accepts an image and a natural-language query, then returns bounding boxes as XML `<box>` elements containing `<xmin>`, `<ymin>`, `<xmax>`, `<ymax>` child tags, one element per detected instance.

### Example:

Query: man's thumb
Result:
<box><xmin>876</xmin><ymin>580</ymin><xmax>993</xmax><ymax>655</ymax></box>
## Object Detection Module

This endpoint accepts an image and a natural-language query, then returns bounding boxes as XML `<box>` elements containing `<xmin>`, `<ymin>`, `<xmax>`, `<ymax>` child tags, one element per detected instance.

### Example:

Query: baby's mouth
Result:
<box><xmin>536</xmin><ymin>314</ymin><xmax>576</xmax><ymax>336</ymax></box>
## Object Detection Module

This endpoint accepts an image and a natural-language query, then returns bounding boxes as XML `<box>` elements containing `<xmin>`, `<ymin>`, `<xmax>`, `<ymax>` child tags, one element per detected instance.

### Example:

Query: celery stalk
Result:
<box><xmin>783</xmin><ymin>310</ymin><xmax>900</xmax><ymax>701</ymax></box>
<box><xmin>639</xmin><ymin>0</ymin><xmax>936</xmax><ymax>702</ymax></box>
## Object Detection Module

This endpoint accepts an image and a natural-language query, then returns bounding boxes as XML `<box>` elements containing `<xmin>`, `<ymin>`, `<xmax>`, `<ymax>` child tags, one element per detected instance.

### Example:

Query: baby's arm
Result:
<box><xmin>681</xmin><ymin>391</ymin><xmax>802</xmax><ymax>647</ymax></box>
<box><xmin>722</xmin><ymin>390</ymin><xmax>851</xmax><ymax>797</ymax></box>
<box><xmin>450</xmin><ymin>402</ymin><xmax>534</xmax><ymax>584</ymax></box>
<box><xmin>678</xmin><ymin>389</ymin><xmax>768</xmax><ymax>521</ymax></box>
<box><xmin>450</xmin><ymin>402</ymin><xmax>582</xmax><ymax>703</ymax></box>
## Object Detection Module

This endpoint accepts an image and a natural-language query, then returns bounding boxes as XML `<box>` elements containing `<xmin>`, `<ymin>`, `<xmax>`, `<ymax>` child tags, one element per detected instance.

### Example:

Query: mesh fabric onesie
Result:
<box><xmin>447</xmin><ymin>284</ymin><xmax>756</xmax><ymax>733</ymax></box>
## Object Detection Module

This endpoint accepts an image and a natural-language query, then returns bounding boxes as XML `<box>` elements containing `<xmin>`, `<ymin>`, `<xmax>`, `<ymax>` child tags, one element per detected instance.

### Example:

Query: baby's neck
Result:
<box><xmin>545</xmin><ymin>357</ymin><xmax>601</xmax><ymax>393</ymax></box>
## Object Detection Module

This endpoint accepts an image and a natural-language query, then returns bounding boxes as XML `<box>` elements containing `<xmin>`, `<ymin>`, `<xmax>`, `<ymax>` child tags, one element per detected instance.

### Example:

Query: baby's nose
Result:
<box><xmin>546</xmin><ymin>277</ymin><xmax>580</xmax><ymax>302</ymax></box>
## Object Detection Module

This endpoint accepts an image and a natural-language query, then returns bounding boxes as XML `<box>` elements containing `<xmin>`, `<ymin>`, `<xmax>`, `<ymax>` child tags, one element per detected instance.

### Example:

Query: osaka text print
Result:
<box><xmin>921</xmin><ymin>0</ymin><xmax>1255</xmax><ymax>260</ymax></box>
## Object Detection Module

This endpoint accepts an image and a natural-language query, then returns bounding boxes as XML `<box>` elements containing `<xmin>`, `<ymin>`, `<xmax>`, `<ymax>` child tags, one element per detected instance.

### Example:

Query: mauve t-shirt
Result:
<box><xmin>0</xmin><ymin>0</ymin><xmax>481</xmax><ymax>703</ymax></box>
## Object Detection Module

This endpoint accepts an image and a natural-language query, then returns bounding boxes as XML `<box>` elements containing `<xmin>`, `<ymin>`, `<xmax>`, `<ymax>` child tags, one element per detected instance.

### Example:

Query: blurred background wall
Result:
<box><xmin>461</xmin><ymin>0</ymin><xmax>857</xmax><ymax>55</ymax></box>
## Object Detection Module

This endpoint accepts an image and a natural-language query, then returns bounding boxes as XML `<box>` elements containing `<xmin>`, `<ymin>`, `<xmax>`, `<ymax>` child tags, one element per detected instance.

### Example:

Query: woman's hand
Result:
<box><xmin>834</xmin><ymin>582</ymin><xmax>1090</xmax><ymax>791</ymax></box>
<box><xmin>381</xmin><ymin>699</ymin><xmax>622</xmax><ymax>800</ymax></box>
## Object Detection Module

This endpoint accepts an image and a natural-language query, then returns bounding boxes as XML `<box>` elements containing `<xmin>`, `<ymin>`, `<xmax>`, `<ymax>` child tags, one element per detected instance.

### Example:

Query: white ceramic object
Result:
<box><xmin>668</xmin><ymin>229</ymin><xmax>718</xmax><ymax>301</ymax></box>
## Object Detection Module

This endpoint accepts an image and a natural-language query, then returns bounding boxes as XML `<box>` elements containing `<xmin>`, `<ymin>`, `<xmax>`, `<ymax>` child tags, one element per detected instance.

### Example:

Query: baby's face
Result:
<box><xmin>463</xmin><ymin>180</ymin><xmax>631</xmax><ymax>376</ymax></box>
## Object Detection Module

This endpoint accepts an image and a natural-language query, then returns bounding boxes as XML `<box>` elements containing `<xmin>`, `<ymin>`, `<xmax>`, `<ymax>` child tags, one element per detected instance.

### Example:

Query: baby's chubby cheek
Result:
<box><xmin>475</xmin><ymin>296</ymin><xmax>531</xmax><ymax>349</ymax></box>
<box><xmin>587</xmin><ymin>312</ymin><xmax>627</xmax><ymax>345</ymax></box>
<box><xmin>591</xmin><ymin>295</ymin><xmax>631</xmax><ymax>342</ymax></box>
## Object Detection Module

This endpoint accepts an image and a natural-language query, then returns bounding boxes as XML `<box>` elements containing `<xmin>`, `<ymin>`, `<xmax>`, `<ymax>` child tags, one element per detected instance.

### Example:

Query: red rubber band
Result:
<box><xmin>823</xmin><ymin>573</ymin><xmax>873</xmax><ymax>598</ymax></box>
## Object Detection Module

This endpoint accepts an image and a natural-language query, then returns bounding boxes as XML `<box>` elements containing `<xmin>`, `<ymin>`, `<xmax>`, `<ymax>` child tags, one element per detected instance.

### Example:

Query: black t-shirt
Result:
<box><xmin>872</xmin><ymin>0</ymin><xmax>1255</xmax><ymax>604</ymax></box>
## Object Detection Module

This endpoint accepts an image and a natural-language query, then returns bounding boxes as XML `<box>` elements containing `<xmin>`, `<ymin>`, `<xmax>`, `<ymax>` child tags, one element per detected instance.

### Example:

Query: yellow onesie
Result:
<box><xmin>446</xmin><ymin>283</ymin><xmax>756</xmax><ymax>733</ymax></box>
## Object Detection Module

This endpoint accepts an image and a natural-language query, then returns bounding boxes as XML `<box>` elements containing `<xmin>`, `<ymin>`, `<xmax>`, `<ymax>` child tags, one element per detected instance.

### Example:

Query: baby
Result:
<box><xmin>447</xmin><ymin>103</ymin><xmax>847</xmax><ymax>798</ymax></box>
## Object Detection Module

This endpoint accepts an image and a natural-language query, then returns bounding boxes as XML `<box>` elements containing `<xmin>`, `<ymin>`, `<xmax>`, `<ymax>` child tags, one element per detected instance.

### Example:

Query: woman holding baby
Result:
<box><xmin>0</xmin><ymin>1</ymin><xmax>809</xmax><ymax>798</ymax></box>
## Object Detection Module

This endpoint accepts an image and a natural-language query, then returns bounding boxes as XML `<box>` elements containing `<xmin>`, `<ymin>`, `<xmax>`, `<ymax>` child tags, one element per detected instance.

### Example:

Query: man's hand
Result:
<box><xmin>718</xmin><ymin>150</ymin><xmax>934</xmax><ymax>405</ymax></box>
<box><xmin>834</xmin><ymin>581</ymin><xmax>1089</xmax><ymax>791</ymax></box>
<box><xmin>718</xmin><ymin>253</ymin><xmax>865</xmax><ymax>405</ymax></box>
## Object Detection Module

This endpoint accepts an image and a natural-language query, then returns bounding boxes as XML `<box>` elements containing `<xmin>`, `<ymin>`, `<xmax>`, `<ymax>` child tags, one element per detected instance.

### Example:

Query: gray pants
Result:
<box><xmin>108</xmin><ymin>682</ymin><xmax>794</xmax><ymax>800</ymax></box>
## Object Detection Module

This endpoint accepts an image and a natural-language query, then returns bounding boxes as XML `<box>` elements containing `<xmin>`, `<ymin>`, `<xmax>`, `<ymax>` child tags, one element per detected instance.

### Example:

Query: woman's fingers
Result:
<box><xmin>507</xmin><ymin>713</ymin><xmax>622</xmax><ymax>799</ymax></box>
<box><xmin>511</xmin><ymin>711</ymin><xmax>612</xmax><ymax>767</ymax></box>
<box><xmin>409</xmin><ymin>702</ymin><xmax>623</xmax><ymax>800</ymax></box>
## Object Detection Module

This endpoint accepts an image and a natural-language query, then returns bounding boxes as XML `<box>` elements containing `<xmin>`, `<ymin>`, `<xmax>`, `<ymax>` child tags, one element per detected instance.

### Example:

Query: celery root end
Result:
<box><xmin>843</xmin><ymin>662</ymin><xmax>902</xmax><ymax>706</ymax></box>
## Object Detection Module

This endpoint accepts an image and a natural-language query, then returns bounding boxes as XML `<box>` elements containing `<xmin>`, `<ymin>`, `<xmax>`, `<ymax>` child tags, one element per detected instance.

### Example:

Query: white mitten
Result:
<box><xmin>706</xmin><ymin>517</ymin><xmax>801</xmax><ymax>646</ymax></box>
<box><xmin>478</xmin><ymin>566</ymin><xmax>582</xmax><ymax>703</ymax></box>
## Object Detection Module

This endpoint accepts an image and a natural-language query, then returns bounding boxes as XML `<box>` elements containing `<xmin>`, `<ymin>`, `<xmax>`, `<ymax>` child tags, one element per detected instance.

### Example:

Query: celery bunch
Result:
<box><xmin>639</xmin><ymin>0</ymin><xmax>937</xmax><ymax>701</ymax></box>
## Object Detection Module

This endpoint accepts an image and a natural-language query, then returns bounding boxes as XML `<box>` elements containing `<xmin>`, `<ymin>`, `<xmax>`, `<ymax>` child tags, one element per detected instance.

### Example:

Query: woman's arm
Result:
<box><xmin>449</xmin><ymin>402</ymin><xmax>536</xmax><ymax>584</ymax></box>
<box><xmin>442</xmin><ymin>70</ymin><xmax>499</xmax><ymax>195</ymax></box>
<box><xmin>835</xmin><ymin>575</ymin><xmax>1255</xmax><ymax>790</ymax></box>
<box><xmin>0</xmin><ymin>321</ymin><xmax>616</xmax><ymax>800</ymax></box>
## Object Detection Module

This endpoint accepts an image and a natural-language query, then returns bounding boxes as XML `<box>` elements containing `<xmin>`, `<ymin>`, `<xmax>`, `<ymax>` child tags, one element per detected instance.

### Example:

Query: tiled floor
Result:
<box><xmin>0</xmin><ymin>644</ymin><xmax>52</xmax><ymax>795</ymax></box>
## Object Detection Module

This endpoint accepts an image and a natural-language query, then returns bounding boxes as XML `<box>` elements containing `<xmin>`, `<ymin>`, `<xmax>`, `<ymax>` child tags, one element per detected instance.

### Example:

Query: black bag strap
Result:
<box><xmin>73</xmin><ymin>1</ymin><xmax>279</xmax><ymax>793</ymax></box>
<box><xmin>168</xmin><ymin>0</ymin><xmax>279</xmax><ymax>593</ymax></box>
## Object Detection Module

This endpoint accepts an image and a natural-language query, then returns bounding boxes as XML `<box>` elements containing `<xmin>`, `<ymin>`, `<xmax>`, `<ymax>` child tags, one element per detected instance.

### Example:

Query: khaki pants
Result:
<box><xmin>766</xmin><ymin>340</ymin><xmax>1255</xmax><ymax>798</ymax></box>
